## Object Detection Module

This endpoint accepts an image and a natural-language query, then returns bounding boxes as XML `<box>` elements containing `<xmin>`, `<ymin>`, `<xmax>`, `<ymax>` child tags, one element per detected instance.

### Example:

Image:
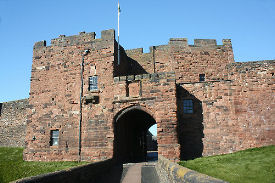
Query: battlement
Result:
<box><xmin>169</xmin><ymin>38</ymin><xmax>232</xmax><ymax>48</ymax></box>
<box><xmin>125</xmin><ymin>38</ymin><xmax>232</xmax><ymax>56</ymax></box>
<box><xmin>125</xmin><ymin>45</ymin><xmax>169</xmax><ymax>55</ymax></box>
<box><xmin>33</xmin><ymin>29</ymin><xmax>115</xmax><ymax>49</ymax></box>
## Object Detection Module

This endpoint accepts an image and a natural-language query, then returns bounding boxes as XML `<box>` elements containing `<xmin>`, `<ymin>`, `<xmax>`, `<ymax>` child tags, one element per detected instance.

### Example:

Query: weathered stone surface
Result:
<box><xmin>0</xmin><ymin>99</ymin><xmax>28</xmax><ymax>147</ymax></box>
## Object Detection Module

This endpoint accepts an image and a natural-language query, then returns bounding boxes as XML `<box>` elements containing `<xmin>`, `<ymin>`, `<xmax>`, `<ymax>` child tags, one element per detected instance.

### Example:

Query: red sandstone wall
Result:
<box><xmin>125</xmin><ymin>48</ymin><xmax>153</xmax><ymax>73</ymax></box>
<box><xmin>170</xmin><ymin>38</ymin><xmax>234</xmax><ymax>83</ymax></box>
<box><xmin>125</xmin><ymin>45</ymin><xmax>174</xmax><ymax>74</ymax></box>
<box><xmin>113</xmin><ymin>72</ymin><xmax>180</xmax><ymax>160</ymax></box>
<box><xmin>24</xmin><ymin>30</ymin><xmax>117</xmax><ymax>161</ymax></box>
<box><xmin>179</xmin><ymin>61</ymin><xmax>274</xmax><ymax>157</ymax></box>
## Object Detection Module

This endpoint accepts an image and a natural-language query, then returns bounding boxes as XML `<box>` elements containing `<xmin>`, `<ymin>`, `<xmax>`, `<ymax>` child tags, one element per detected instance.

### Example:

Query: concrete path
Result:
<box><xmin>121</xmin><ymin>162</ymin><xmax>159</xmax><ymax>183</ymax></box>
<box><xmin>122</xmin><ymin>163</ymin><xmax>143</xmax><ymax>183</ymax></box>
<box><xmin>95</xmin><ymin>152</ymin><xmax>159</xmax><ymax>183</ymax></box>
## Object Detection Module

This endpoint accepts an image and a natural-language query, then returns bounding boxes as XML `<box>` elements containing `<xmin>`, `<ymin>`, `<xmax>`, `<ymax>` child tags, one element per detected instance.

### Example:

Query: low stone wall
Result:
<box><xmin>12</xmin><ymin>159</ymin><xmax>115</xmax><ymax>183</ymax></box>
<box><xmin>156</xmin><ymin>155</ymin><xmax>227</xmax><ymax>183</ymax></box>
<box><xmin>0</xmin><ymin>99</ymin><xmax>28</xmax><ymax>147</ymax></box>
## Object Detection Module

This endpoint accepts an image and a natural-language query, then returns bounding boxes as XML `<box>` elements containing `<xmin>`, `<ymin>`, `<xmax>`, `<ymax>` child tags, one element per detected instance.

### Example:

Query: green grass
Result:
<box><xmin>178</xmin><ymin>145</ymin><xmax>275</xmax><ymax>183</ymax></box>
<box><xmin>0</xmin><ymin>147</ymin><xmax>89</xmax><ymax>183</ymax></box>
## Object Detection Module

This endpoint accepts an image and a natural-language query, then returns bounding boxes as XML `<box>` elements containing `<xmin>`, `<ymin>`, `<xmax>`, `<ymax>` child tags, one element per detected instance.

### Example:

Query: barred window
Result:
<box><xmin>183</xmin><ymin>99</ymin><xmax>193</xmax><ymax>114</ymax></box>
<box><xmin>199</xmin><ymin>74</ymin><xmax>205</xmax><ymax>82</ymax></box>
<box><xmin>50</xmin><ymin>130</ymin><xmax>59</xmax><ymax>146</ymax></box>
<box><xmin>89</xmin><ymin>76</ymin><xmax>98</xmax><ymax>91</ymax></box>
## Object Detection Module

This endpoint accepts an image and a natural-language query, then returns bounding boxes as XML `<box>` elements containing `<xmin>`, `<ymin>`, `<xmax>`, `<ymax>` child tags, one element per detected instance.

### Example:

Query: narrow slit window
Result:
<box><xmin>183</xmin><ymin>99</ymin><xmax>193</xmax><ymax>114</ymax></box>
<box><xmin>89</xmin><ymin>76</ymin><xmax>98</xmax><ymax>91</ymax></box>
<box><xmin>50</xmin><ymin>130</ymin><xmax>59</xmax><ymax>146</ymax></box>
<box><xmin>199</xmin><ymin>74</ymin><xmax>205</xmax><ymax>82</ymax></box>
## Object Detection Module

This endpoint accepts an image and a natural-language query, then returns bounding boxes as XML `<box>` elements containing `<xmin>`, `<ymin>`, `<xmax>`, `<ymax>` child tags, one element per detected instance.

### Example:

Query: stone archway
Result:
<box><xmin>113</xmin><ymin>106</ymin><xmax>156</xmax><ymax>163</ymax></box>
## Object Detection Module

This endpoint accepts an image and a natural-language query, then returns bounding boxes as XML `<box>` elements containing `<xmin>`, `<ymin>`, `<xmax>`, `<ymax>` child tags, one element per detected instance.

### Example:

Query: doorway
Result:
<box><xmin>114</xmin><ymin>107</ymin><xmax>157</xmax><ymax>163</ymax></box>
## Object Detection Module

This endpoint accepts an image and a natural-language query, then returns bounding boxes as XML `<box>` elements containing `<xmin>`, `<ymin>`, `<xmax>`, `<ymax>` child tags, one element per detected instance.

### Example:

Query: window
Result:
<box><xmin>183</xmin><ymin>99</ymin><xmax>193</xmax><ymax>114</ymax></box>
<box><xmin>50</xmin><ymin>130</ymin><xmax>59</xmax><ymax>146</ymax></box>
<box><xmin>199</xmin><ymin>74</ymin><xmax>205</xmax><ymax>82</ymax></box>
<box><xmin>89</xmin><ymin>76</ymin><xmax>98</xmax><ymax>91</ymax></box>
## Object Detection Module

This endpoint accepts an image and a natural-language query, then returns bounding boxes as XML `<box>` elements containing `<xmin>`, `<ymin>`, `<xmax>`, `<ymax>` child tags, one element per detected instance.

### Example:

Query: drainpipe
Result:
<box><xmin>152</xmin><ymin>46</ymin><xmax>156</xmax><ymax>73</ymax></box>
<box><xmin>78</xmin><ymin>49</ymin><xmax>89</xmax><ymax>162</ymax></box>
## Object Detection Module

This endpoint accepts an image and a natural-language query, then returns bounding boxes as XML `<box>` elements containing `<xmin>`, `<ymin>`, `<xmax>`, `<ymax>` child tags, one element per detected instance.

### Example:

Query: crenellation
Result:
<box><xmin>101</xmin><ymin>29</ymin><xmax>115</xmax><ymax>40</ymax></box>
<box><xmin>194</xmin><ymin>39</ymin><xmax>217</xmax><ymax>47</ymax></box>
<box><xmin>125</xmin><ymin>48</ymin><xmax>144</xmax><ymax>54</ymax></box>
<box><xmin>152</xmin><ymin>45</ymin><xmax>170</xmax><ymax>51</ymax></box>
<box><xmin>33</xmin><ymin>40</ymin><xmax>46</xmax><ymax>49</ymax></box>
<box><xmin>169</xmin><ymin>38</ymin><xmax>188</xmax><ymax>46</ymax></box>
<box><xmin>222</xmin><ymin>39</ymin><xmax>232</xmax><ymax>46</ymax></box>
<box><xmin>34</xmin><ymin>30</ymin><xmax>116</xmax><ymax>50</ymax></box>
<box><xmin>50</xmin><ymin>31</ymin><xmax>96</xmax><ymax>47</ymax></box>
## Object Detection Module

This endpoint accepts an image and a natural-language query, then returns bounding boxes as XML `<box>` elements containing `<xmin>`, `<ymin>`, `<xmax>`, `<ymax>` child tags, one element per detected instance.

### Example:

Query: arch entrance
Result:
<box><xmin>114</xmin><ymin>107</ymin><xmax>157</xmax><ymax>163</ymax></box>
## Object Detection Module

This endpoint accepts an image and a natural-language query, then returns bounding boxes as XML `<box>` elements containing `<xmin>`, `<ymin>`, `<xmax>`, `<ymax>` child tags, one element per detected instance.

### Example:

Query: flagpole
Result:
<box><xmin>118</xmin><ymin>0</ymin><xmax>120</xmax><ymax>65</ymax></box>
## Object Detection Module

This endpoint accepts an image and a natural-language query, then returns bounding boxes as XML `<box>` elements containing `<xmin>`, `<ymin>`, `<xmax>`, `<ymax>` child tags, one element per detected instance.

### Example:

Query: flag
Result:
<box><xmin>118</xmin><ymin>0</ymin><xmax>121</xmax><ymax>65</ymax></box>
<box><xmin>118</xmin><ymin>1</ymin><xmax>121</xmax><ymax>13</ymax></box>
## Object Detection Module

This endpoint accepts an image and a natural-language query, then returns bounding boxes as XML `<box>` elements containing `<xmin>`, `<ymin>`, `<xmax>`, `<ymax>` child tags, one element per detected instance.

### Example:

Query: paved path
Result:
<box><xmin>95</xmin><ymin>152</ymin><xmax>159</xmax><ymax>183</ymax></box>
<box><xmin>121</xmin><ymin>162</ymin><xmax>159</xmax><ymax>183</ymax></box>
<box><xmin>122</xmin><ymin>163</ymin><xmax>143</xmax><ymax>183</ymax></box>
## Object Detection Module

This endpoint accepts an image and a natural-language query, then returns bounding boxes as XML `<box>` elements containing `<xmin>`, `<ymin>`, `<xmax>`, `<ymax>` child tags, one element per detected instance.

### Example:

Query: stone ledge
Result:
<box><xmin>178</xmin><ymin>79</ymin><xmax>232</xmax><ymax>85</ymax></box>
<box><xmin>156</xmin><ymin>155</ymin><xmax>228</xmax><ymax>183</ymax></box>
<box><xmin>112</xmin><ymin>97</ymin><xmax>156</xmax><ymax>104</ymax></box>
<box><xmin>113</xmin><ymin>72</ymin><xmax>176</xmax><ymax>83</ymax></box>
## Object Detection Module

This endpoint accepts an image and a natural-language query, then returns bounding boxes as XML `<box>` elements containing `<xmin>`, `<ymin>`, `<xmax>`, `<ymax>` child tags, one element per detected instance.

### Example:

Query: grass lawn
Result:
<box><xmin>0</xmin><ymin>147</ymin><xmax>89</xmax><ymax>183</ymax></box>
<box><xmin>178</xmin><ymin>145</ymin><xmax>275</xmax><ymax>183</ymax></box>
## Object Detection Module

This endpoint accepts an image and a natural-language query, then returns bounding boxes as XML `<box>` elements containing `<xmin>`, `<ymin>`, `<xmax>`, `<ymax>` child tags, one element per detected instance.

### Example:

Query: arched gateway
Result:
<box><xmin>114</xmin><ymin>106</ymin><xmax>156</xmax><ymax>163</ymax></box>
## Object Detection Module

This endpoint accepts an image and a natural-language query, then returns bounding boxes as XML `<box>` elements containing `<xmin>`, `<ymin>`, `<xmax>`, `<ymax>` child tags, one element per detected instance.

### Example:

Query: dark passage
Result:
<box><xmin>114</xmin><ymin>107</ymin><xmax>157</xmax><ymax>163</ymax></box>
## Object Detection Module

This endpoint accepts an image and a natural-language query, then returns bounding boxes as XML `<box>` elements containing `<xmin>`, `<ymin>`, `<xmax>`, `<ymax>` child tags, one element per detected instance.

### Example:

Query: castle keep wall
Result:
<box><xmin>24</xmin><ymin>30</ymin><xmax>117</xmax><ymax>161</ymax></box>
<box><xmin>178</xmin><ymin>60</ymin><xmax>274</xmax><ymax>158</ymax></box>
<box><xmin>0</xmin><ymin>99</ymin><xmax>28</xmax><ymax>147</ymax></box>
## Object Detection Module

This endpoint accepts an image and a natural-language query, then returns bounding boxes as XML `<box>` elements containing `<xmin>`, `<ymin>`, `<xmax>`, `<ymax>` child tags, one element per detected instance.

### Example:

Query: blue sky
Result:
<box><xmin>0</xmin><ymin>0</ymin><xmax>275</xmax><ymax>135</ymax></box>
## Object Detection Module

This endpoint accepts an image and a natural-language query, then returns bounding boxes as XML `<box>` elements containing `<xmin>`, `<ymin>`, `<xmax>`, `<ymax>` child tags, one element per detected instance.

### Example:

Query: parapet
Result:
<box><xmin>33</xmin><ymin>29</ymin><xmax>115</xmax><ymax>49</ymax></box>
<box><xmin>226</xmin><ymin>60</ymin><xmax>275</xmax><ymax>71</ymax></box>
<box><xmin>33</xmin><ymin>40</ymin><xmax>46</xmax><ymax>49</ymax></box>
<box><xmin>194</xmin><ymin>39</ymin><xmax>217</xmax><ymax>46</ymax></box>
<box><xmin>169</xmin><ymin>38</ymin><xmax>232</xmax><ymax>48</ymax></box>
<box><xmin>126</xmin><ymin>38</ymin><xmax>232</xmax><ymax>56</ymax></box>
<box><xmin>125</xmin><ymin>48</ymin><xmax>144</xmax><ymax>54</ymax></box>
<box><xmin>50</xmin><ymin>31</ymin><xmax>96</xmax><ymax>46</ymax></box>
<box><xmin>222</xmin><ymin>39</ymin><xmax>232</xmax><ymax>46</ymax></box>
<box><xmin>169</xmin><ymin>38</ymin><xmax>188</xmax><ymax>46</ymax></box>
<box><xmin>101</xmin><ymin>29</ymin><xmax>115</xmax><ymax>40</ymax></box>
